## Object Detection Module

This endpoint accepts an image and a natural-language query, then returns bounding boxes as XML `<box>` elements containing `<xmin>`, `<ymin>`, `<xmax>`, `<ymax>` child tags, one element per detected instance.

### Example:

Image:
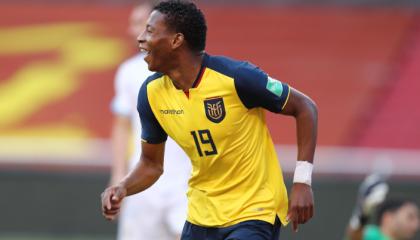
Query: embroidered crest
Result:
<box><xmin>204</xmin><ymin>97</ymin><xmax>226</xmax><ymax>123</ymax></box>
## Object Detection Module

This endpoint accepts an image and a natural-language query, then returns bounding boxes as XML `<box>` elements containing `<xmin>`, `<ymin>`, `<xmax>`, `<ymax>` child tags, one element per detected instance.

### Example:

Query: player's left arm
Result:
<box><xmin>234</xmin><ymin>62</ymin><xmax>318</xmax><ymax>232</ymax></box>
<box><xmin>281</xmin><ymin>87</ymin><xmax>317</xmax><ymax>164</ymax></box>
<box><xmin>280</xmin><ymin>87</ymin><xmax>318</xmax><ymax>232</ymax></box>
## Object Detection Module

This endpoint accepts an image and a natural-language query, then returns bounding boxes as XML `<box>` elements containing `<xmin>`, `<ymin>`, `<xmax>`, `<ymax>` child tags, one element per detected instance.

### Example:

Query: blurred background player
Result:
<box><xmin>346</xmin><ymin>174</ymin><xmax>419</xmax><ymax>240</ymax></box>
<box><xmin>109</xmin><ymin>1</ymin><xmax>191</xmax><ymax>240</ymax></box>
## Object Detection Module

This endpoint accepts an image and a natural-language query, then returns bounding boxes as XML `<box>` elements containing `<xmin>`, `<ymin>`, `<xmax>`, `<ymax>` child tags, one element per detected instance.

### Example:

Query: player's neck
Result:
<box><xmin>167</xmin><ymin>51</ymin><xmax>204</xmax><ymax>91</ymax></box>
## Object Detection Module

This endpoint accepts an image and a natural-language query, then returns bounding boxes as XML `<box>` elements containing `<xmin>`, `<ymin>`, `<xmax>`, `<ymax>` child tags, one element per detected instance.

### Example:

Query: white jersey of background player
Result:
<box><xmin>110</xmin><ymin>2</ymin><xmax>190</xmax><ymax>240</ymax></box>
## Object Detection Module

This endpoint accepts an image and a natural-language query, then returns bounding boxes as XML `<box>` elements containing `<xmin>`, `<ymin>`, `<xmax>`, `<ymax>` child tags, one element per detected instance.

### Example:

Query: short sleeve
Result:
<box><xmin>110</xmin><ymin>66</ymin><xmax>132</xmax><ymax>116</ymax></box>
<box><xmin>234</xmin><ymin>62</ymin><xmax>290</xmax><ymax>113</ymax></box>
<box><xmin>137</xmin><ymin>79</ymin><xmax>168</xmax><ymax>144</ymax></box>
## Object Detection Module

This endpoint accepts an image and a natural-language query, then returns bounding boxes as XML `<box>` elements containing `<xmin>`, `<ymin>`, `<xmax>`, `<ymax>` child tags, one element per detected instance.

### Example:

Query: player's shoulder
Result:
<box><xmin>206</xmin><ymin>54</ymin><xmax>261</xmax><ymax>79</ymax></box>
<box><xmin>139</xmin><ymin>72</ymin><xmax>165</xmax><ymax>93</ymax></box>
<box><xmin>144</xmin><ymin>72</ymin><xmax>164</xmax><ymax>84</ymax></box>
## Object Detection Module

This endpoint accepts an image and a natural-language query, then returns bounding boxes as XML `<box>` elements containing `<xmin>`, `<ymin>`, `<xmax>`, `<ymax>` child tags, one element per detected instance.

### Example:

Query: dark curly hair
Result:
<box><xmin>376</xmin><ymin>198</ymin><xmax>416</xmax><ymax>225</ymax></box>
<box><xmin>154</xmin><ymin>0</ymin><xmax>207</xmax><ymax>52</ymax></box>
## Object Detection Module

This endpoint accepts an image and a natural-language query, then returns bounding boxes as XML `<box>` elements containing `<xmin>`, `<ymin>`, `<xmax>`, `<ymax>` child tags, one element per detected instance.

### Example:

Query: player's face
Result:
<box><xmin>392</xmin><ymin>203</ymin><xmax>419</xmax><ymax>239</ymax></box>
<box><xmin>138</xmin><ymin>10</ymin><xmax>177</xmax><ymax>72</ymax></box>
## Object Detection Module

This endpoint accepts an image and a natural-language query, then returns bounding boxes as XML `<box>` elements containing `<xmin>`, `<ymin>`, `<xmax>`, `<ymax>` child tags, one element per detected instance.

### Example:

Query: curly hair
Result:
<box><xmin>376</xmin><ymin>198</ymin><xmax>416</xmax><ymax>225</ymax></box>
<box><xmin>154</xmin><ymin>0</ymin><xmax>207</xmax><ymax>52</ymax></box>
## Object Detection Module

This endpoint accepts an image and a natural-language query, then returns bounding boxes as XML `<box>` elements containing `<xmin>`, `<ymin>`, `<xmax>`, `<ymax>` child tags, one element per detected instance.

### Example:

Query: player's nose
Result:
<box><xmin>137</xmin><ymin>29</ymin><xmax>146</xmax><ymax>43</ymax></box>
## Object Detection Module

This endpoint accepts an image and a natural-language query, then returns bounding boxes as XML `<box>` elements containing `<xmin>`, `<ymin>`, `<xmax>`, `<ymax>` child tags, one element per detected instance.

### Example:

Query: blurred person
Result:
<box><xmin>109</xmin><ymin>1</ymin><xmax>190</xmax><ymax>240</ymax></box>
<box><xmin>102</xmin><ymin>1</ymin><xmax>318</xmax><ymax>240</ymax></box>
<box><xmin>346</xmin><ymin>175</ymin><xmax>419</xmax><ymax>240</ymax></box>
<box><xmin>347</xmin><ymin>174</ymin><xmax>390</xmax><ymax>239</ymax></box>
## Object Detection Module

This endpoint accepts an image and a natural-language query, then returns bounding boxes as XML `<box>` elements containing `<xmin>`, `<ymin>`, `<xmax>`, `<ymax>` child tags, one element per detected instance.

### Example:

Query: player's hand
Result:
<box><xmin>286</xmin><ymin>183</ymin><xmax>314</xmax><ymax>233</ymax></box>
<box><xmin>101</xmin><ymin>184</ymin><xmax>127</xmax><ymax>221</ymax></box>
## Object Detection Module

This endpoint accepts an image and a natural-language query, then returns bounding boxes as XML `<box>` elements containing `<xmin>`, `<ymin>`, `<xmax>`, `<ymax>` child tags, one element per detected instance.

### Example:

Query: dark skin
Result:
<box><xmin>101</xmin><ymin>10</ymin><xmax>318</xmax><ymax>233</ymax></box>
<box><xmin>282</xmin><ymin>88</ymin><xmax>317</xmax><ymax>232</ymax></box>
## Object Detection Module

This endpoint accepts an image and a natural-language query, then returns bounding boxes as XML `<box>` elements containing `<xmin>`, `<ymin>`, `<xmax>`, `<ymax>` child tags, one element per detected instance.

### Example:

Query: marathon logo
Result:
<box><xmin>160</xmin><ymin>109</ymin><xmax>184</xmax><ymax>115</ymax></box>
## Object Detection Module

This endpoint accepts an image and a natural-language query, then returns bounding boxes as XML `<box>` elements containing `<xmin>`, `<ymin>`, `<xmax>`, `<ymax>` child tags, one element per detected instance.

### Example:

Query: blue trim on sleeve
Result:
<box><xmin>278</xmin><ymin>83</ymin><xmax>290</xmax><ymax>110</ymax></box>
<box><xmin>137</xmin><ymin>73</ymin><xmax>168</xmax><ymax>144</ymax></box>
<box><xmin>233</xmin><ymin>62</ymin><xmax>290</xmax><ymax>113</ymax></box>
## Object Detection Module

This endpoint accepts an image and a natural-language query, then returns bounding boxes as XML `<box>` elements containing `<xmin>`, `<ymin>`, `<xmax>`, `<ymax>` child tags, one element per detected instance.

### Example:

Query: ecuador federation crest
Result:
<box><xmin>204</xmin><ymin>97</ymin><xmax>226</xmax><ymax>123</ymax></box>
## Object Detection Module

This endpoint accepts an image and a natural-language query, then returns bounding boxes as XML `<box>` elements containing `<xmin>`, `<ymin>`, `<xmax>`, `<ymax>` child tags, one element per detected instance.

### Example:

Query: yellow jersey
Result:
<box><xmin>137</xmin><ymin>53</ymin><xmax>290</xmax><ymax>227</ymax></box>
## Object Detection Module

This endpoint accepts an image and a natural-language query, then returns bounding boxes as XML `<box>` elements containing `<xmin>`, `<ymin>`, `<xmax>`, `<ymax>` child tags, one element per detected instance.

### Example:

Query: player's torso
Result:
<box><xmin>149</xmin><ymin>68</ymin><xmax>246</xmax><ymax>179</ymax></box>
<box><xmin>146</xmin><ymin>65</ymin><xmax>285</xmax><ymax>226</ymax></box>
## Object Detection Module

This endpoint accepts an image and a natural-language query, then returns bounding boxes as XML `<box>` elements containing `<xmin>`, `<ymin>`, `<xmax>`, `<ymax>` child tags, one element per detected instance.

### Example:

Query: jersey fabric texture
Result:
<box><xmin>111</xmin><ymin>53</ymin><xmax>190</xmax><ymax>240</ymax></box>
<box><xmin>363</xmin><ymin>225</ymin><xmax>390</xmax><ymax>240</ymax></box>
<box><xmin>137</xmin><ymin>53</ymin><xmax>291</xmax><ymax>227</ymax></box>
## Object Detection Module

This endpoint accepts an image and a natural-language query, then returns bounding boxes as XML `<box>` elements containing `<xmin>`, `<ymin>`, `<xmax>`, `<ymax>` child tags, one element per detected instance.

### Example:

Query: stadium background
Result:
<box><xmin>0</xmin><ymin>0</ymin><xmax>419</xmax><ymax>239</ymax></box>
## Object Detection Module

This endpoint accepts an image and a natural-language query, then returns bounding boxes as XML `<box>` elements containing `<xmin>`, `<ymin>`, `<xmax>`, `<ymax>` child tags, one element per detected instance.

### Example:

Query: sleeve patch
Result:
<box><xmin>266</xmin><ymin>76</ymin><xmax>284</xmax><ymax>97</ymax></box>
<box><xmin>233</xmin><ymin>61</ymin><xmax>290</xmax><ymax>113</ymax></box>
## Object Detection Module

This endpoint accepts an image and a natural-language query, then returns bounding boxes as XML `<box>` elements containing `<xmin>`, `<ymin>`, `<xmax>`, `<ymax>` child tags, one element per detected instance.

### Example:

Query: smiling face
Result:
<box><xmin>137</xmin><ymin>10</ymin><xmax>181</xmax><ymax>73</ymax></box>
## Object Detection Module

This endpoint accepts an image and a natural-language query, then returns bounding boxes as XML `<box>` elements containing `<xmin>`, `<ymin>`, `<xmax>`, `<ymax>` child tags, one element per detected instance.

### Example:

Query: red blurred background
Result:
<box><xmin>1</xmin><ymin>2</ymin><xmax>419</xmax><ymax>239</ymax></box>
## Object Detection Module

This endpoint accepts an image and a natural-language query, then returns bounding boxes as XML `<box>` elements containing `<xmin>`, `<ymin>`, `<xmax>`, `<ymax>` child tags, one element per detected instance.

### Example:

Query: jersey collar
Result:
<box><xmin>191</xmin><ymin>52</ymin><xmax>209</xmax><ymax>89</ymax></box>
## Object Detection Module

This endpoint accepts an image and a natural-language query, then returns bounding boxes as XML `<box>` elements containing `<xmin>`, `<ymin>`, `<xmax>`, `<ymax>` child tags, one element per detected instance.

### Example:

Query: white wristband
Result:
<box><xmin>293</xmin><ymin>161</ymin><xmax>313</xmax><ymax>186</ymax></box>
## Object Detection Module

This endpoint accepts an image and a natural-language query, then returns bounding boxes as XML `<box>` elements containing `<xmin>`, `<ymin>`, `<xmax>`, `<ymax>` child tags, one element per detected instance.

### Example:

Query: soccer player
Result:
<box><xmin>346</xmin><ymin>175</ymin><xmax>419</xmax><ymax>240</ymax></box>
<box><xmin>109</xmin><ymin>1</ymin><xmax>190</xmax><ymax>239</ymax></box>
<box><xmin>102</xmin><ymin>1</ymin><xmax>318</xmax><ymax>239</ymax></box>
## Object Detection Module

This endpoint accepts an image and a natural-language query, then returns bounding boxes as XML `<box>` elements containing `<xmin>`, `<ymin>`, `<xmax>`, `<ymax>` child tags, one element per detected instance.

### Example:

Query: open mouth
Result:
<box><xmin>139</xmin><ymin>47</ymin><xmax>150</xmax><ymax>55</ymax></box>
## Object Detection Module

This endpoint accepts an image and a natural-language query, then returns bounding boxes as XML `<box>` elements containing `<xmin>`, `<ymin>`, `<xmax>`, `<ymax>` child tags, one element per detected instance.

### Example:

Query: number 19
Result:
<box><xmin>190</xmin><ymin>129</ymin><xmax>217</xmax><ymax>157</ymax></box>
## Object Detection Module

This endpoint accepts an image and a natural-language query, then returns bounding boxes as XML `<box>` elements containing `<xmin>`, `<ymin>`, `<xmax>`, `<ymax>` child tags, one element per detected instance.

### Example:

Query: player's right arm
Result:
<box><xmin>120</xmin><ymin>141</ymin><xmax>165</xmax><ymax>195</ymax></box>
<box><xmin>101</xmin><ymin>141</ymin><xmax>165</xmax><ymax>220</ymax></box>
<box><xmin>101</xmin><ymin>76</ymin><xmax>168</xmax><ymax>221</ymax></box>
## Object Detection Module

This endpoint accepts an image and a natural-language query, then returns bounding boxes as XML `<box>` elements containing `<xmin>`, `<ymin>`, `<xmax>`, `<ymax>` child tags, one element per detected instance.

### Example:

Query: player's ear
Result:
<box><xmin>171</xmin><ymin>33</ymin><xmax>184</xmax><ymax>50</ymax></box>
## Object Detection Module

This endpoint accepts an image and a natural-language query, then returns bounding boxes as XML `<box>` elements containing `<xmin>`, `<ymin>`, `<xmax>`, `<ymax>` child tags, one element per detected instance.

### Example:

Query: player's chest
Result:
<box><xmin>158</xmin><ymin>88</ymin><xmax>241</xmax><ymax>123</ymax></box>
<box><xmin>151</xmin><ymin>86</ymin><xmax>246</xmax><ymax>144</ymax></box>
